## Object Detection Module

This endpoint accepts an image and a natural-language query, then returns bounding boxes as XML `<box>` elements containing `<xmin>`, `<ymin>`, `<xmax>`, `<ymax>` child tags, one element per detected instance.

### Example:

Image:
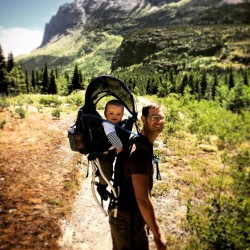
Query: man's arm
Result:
<box><xmin>131</xmin><ymin>173</ymin><xmax>167</xmax><ymax>250</ymax></box>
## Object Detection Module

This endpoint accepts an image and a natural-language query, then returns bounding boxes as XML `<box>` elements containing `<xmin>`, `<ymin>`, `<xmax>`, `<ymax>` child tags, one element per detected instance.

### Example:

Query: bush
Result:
<box><xmin>0</xmin><ymin>119</ymin><xmax>6</xmax><ymax>129</ymax></box>
<box><xmin>52</xmin><ymin>108</ymin><xmax>61</xmax><ymax>119</ymax></box>
<box><xmin>66</xmin><ymin>91</ymin><xmax>84</xmax><ymax>107</ymax></box>
<box><xmin>188</xmin><ymin>101</ymin><xmax>250</xmax><ymax>147</ymax></box>
<box><xmin>187</xmin><ymin>150</ymin><xmax>250</xmax><ymax>250</ymax></box>
<box><xmin>0</xmin><ymin>97</ymin><xmax>10</xmax><ymax>111</ymax></box>
<box><xmin>15</xmin><ymin>107</ymin><xmax>26</xmax><ymax>119</ymax></box>
<box><xmin>39</xmin><ymin>95</ymin><xmax>62</xmax><ymax>107</ymax></box>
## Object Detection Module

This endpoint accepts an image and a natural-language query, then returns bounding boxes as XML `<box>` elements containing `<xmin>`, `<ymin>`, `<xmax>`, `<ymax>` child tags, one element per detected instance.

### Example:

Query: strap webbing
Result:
<box><xmin>153</xmin><ymin>155</ymin><xmax>161</xmax><ymax>180</ymax></box>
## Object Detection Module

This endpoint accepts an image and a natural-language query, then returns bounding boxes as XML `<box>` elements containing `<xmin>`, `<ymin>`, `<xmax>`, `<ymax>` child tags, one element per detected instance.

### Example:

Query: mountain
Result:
<box><xmin>40</xmin><ymin>0</ymin><xmax>250</xmax><ymax>47</ymax></box>
<box><xmin>39</xmin><ymin>0</ymin><xmax>142</xmax><ymax>47</ymax></box>
<box><xmin>17</xmin><ymin>0</ymin><xmax>250</xmax><ymax>77</ymax></box>
<box><xmin>111</xmin><ymin>25</ymin><xmax>250</xmax><ymax>73</ymax></box>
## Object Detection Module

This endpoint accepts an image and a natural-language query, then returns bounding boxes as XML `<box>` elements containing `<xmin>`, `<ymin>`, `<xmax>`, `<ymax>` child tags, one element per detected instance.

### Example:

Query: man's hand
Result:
<box><xmin>154</xmin><ymin>235</ymin><xmax>167</xmax><ymax>250</ymax></box>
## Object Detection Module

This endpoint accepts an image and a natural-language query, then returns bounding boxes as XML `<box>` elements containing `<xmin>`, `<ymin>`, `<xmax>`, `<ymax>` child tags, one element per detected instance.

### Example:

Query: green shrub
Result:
<box><xmin>66</xmin><ymin>91</ymin><xmax>84</xmax><ymax>107</ymax></box>
<box><xmin>39</xmin><ymin>95</ymin><xmax>62</xmax><ymax>107</ymax></box>
<box><xmin>188</xmin><ymin>101</ymin><xmax>250</xmax><ymax>147</ymax></box>
<box><xmin>0</xmin><ymin>98</ymin><xmax>10</xmax><ymax>111</ymax></box>
<box><xmin>15</xmin><ymin>107</ymin><xmax>26</xmax><ymax>119</ymax></box>
<box><xmin>52</xmin><ymin>108</ymin><xmax>61</xmax><ymax>118</ymax></box>
<box><xmin>0</xmin><ymin>119</ymin><xmax>6</xmax><ymax>129</ymax></box>
<box><xmin>47</xmin><ymin>197</ymin><xmax>62</xmax><ymax>206</ymax></box>
<box><xmin>15</xmin><ymin>96</ymin><xmax>25</xmax><ymax>107</ymax></box>
<box><xmin>187</xmin><ymin>150</ymin><xmax>250</xmax><ymax>250</ymax></box>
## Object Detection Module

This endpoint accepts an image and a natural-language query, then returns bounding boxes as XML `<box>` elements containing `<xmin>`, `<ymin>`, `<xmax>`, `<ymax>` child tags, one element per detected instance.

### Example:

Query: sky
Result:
<box><xmin>0</xmin><ymin>0</ymin><xmax>71</xmax><ymax>57</ymax></box>
<box><xmin>224</xmin><ymin>0</ymin><xmax>244</xmax><ymax>2</ymax></box>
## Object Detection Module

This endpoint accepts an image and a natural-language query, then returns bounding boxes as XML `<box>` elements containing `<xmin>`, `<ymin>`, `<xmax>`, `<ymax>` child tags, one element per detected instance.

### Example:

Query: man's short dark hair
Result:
<box><xmin>142</xmin><ymin>103</ymin><xmax>161</xmax><ymax>117</ymax></box>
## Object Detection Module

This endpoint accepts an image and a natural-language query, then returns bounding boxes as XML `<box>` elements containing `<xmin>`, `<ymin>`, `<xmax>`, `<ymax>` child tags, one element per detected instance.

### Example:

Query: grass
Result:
<box><xmin>17</xmin><ymin>30</ymin><xmax>123</xmax><ymax>77</ymax></box>
<box><xmin>1</xmin><ymin>92</ymin><xmax>249</xmax><ymax>249</ymax></box>
<box><xmin>47</xmin><ymin>197</ymin><xmax>63</xmax><ymax>206</ymax></box>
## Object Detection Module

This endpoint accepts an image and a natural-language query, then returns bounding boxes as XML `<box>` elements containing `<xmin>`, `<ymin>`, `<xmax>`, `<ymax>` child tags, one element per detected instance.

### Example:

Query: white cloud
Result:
<box><xmin>223</xmin><ymin>0</ymin><xmax>243</xmax><ymax>3</ymax></box>
<box><xmin>0</xmin><ymin>27</ymin><xmax>43</xmax><ymax>58</ymax></box>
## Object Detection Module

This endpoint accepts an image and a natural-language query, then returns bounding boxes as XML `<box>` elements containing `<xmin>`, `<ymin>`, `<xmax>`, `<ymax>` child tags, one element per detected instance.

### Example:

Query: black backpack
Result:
<box><xmin>68</xmin><ymin>75</ymin><xmax>138</xmax><ymax>155</ymax></box>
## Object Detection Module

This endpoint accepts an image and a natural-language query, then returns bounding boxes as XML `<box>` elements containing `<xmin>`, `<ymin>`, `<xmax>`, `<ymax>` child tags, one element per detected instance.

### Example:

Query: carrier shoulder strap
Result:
<box><xmin>119</xmin><ymin>134</ymin><xmax>162</xmax><ymax>181</ymax></box>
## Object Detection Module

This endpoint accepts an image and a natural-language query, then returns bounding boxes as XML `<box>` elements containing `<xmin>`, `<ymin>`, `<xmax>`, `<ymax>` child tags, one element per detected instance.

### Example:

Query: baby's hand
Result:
<box><xmin>116</xmin><ymin>148</ymin><xmax>123</xmax><ymax>153</ymax></box>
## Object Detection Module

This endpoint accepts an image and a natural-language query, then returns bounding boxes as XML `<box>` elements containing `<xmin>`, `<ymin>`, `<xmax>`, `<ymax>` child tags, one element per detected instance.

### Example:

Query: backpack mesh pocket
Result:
<box><xmin>68</xmin><ymin>127</ymin><xmax>84</xmax><ymax>152</ymax></box>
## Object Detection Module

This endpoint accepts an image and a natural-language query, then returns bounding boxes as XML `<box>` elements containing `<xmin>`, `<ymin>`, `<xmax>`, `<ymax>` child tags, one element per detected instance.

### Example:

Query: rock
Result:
<box><xmin>198</xmin><ymin>144</ymin><xmax>217</xmax><ymax>152</ymax></box>
<box><xmin>210</xmin><ymin>135</ymin><xmax>225</xmax><ymax>150</ymax></box>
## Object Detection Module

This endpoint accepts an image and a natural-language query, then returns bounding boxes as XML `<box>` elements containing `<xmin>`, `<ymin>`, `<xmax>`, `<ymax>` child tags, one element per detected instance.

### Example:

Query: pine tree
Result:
<box><xmin>128</xmin><ymin>78</ymin><xmax>134</xmax><ymax>91</ymax></box>
<box><xmin>48</xmin><ymin>70</ymin><xmax>57</xmax><ymax>94</ymax></box>
<box><xmin>7</xmin><ymin>52</ymin><xmax>14</xmax><ymax>72</ymax></box>
<box><xmin>146</xmin><ymin>78</ymin><xmax>151</xmax><ymax>94</ymax></box>
<box><xmin>243</xmin><ymin>69</ymin><xmax>249</xmax><ymax>86</ymax></box>
<box><xmin>55</xmin><ymin>68</ymin><xmax>58</xmax><ymax>78</ymax></box>
<box><xmin>196</xmin><ymin>78</ymin><xmax>202</xmax><ymax>101</ymax></box>
<box><xmin>229</xmin><ymin>81</ymin><xmax>244</xmax><ymax>113</ymax></box>
<box><xmin>35</xmin><ymin>71</ymin><xmax>41</xmax><ymax>92</ymax></box>
<box><xmin>211</xmin><ymin>74</ymin><xmax>218</xmax><ymax>100</ymax></box>
<box><xmin>25</xmin><ymin>70</ymin><xmax>29</xmax><ymax>93</ymax></box>
<box><xmin>188</xmin><ymin>72</ymin><xmax>195</xmax><ymax>95</ymax></box>
<box><xmin>79</xmin><ymin>68</ymin><xmax>83</xmax><ymax>85</ymax></box>
<box><xmin>31</xmin><ymin>70</ymin><xmax>36</xmax><ymax>90</ymax></box>
<box><xmin>0</xmin><ymin>44</ymin><xmax>7</xmax><ymax>95</ymax></box>
<box><xmin>7</xmin><ymin>66</ymin><xmax>25</xmax><ymax>96</ymax></box>
<box><xmin>145</xmin><ymin>77</ymin><xmax>157</xmax><ymax>95</ymax></box>
<box><xmin>200</xmin><ymin>70</ymin><xmax>208</xmax><ymax>98</ymax></box>
<box><xmin>70</xmin><ymin>64</ymin><xmax>82</xmax><ymax>92</ymax></box>
<box><xmin>157</xmin><ymin>79</ymin><xmax>168</xmax><ymax>97</ymax></box>
<box><xmin>168</xmin><ymin>67</ymin><xmax>175</xmax><ymax>92</ymax></box>
<box><xmin>41</xmin><ymin>63</ymin><xmax>49</xmax><ymax>94</ymax></box>
<box><xmin>228</xmin><ymin>66</ymin><xmax>235</xmax><ymax>89</ymax></box>
<box><xmin>179</xmin><ymin>73</ymin><xmax>188</xmax><ymax>95</ymax></box>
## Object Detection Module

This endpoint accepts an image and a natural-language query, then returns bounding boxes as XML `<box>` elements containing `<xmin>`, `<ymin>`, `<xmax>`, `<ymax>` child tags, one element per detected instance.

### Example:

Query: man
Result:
<box><xmin>109</xmin><ymin>103</ymin><xmax>167</xmax><ymax>250</ymax></box>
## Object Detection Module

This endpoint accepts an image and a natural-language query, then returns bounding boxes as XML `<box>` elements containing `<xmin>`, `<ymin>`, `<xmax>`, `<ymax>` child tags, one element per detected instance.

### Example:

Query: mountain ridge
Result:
<box><xmin>17</xmin><ymin>0</ymin><xmax>250</xmax><ymax>77</ymax></box>
<box><xmin>40</xmin><ymin>0</ymin><xmax>250</xmax><ymax>47</ymax></box>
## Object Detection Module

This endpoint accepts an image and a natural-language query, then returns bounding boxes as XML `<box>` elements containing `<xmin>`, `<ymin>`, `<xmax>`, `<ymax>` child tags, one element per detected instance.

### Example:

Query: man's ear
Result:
<box><xmin>141</xmin><ymin>115</ymin><xmax>146</xmax><ymax>124</ymax></box>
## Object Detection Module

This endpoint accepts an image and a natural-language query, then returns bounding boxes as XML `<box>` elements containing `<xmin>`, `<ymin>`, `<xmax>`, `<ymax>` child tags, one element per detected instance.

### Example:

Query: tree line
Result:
<box><xmin>1</xmin><ymin>44</ymin><xmax>249</xmax><ymax>113</ymax></box>
<box><xmin>0</xmin><ymin>45</ymin><xmax>84</xmax><ymax>96</ymax></box>
<box><xmin>115</xmin><ymin>65</ymin><xmax>250</xmax><ymax>113</ymax></box>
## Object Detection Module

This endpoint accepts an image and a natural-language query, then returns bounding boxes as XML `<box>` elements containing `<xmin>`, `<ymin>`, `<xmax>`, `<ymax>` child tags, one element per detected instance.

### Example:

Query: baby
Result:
<box><xmin>97</xmin><ymin>99</ymin><xmax>124</xmax><ymax>200</ymax></box>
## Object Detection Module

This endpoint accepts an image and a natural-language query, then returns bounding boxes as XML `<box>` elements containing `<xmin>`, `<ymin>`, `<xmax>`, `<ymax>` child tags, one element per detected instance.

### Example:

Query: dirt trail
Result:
<box><xmin>57</xmin><ymin>114</ymin><xmax>187</xmax><ymax>250</ymax></box>
<box><xmin>58</xmin><ymin>163</ymin><xmax>112</xmax><ymax>249</ymax></box>
<box><xmin>58</xmin><ymin>162</ymin><xmax>187</xmax><ymax>250</ymax></box>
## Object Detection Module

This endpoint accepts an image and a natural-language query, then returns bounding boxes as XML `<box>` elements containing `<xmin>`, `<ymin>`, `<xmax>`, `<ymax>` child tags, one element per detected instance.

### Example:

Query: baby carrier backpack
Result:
<box><xmin>68</xmin><ymin>75</ymin><xmax>139</xmax><ymax>216</ymax></box>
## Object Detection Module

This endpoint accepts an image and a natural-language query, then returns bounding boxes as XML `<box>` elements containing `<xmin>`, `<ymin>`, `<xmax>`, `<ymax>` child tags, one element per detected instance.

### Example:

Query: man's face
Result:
<box><xmin>144</xmin><ymin>107</ymin><xmax>165</xmax><ymax>133</ymax></box>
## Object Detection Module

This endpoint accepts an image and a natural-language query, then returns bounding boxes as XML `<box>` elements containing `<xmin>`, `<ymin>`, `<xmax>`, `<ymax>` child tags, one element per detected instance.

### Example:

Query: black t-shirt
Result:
<box><xmin>115</xmin><ymin>135</ymin><xmax>154</xmax><ymax>212</ymax></box>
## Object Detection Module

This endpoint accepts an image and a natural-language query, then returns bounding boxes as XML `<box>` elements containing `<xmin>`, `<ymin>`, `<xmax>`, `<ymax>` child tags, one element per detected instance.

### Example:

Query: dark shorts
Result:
<box><xmin>109</xmin><ymin>210</ymin><xmax>149</xmax><ymax>250</ymax></box>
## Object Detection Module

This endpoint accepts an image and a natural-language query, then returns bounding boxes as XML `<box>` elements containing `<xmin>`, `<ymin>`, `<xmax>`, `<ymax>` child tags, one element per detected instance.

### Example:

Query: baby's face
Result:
<box><xmin>105</xmin><ymin>104</ymin><xmax>124</xmax><ymax>124</ymax></box>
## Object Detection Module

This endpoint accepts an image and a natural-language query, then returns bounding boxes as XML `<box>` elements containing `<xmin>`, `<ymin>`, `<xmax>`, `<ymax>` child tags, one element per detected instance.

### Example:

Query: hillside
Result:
<box><xmin>17</xmin><ymin>30</ymin><xmax>123</xmax><ymax>77</ymax></box>
<box><xmin>112</xmin><ymin>25</ymin><xmax>250</xmax><ymax>74</ymax></box>
<box><xmin>16</xmin><ymin>0</ymin><xmax>250</xmax><ymax>77</ymax></box>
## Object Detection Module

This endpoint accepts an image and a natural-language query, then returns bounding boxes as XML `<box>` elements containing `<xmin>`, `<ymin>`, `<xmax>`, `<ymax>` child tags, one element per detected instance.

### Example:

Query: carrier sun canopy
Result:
<box><xmin>85</xmin><ymin>75</ymin><xmax>137</xmax><ymax>120</ymax></box>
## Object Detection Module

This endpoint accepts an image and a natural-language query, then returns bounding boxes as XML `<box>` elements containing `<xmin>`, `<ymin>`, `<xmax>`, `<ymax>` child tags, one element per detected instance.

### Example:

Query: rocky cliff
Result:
<box><xmin>40</xmin><ymin>0</ymin><xmax>250</xmax><ymax>47</ymax></box>
<box><xmin>40</xmin><ymin>0</ymin><xmax>141</xmax><ymax>47</ymax></box>
<box><xmin>40</xmin><ymin>2</ymin><xmax>85</xmax><ymax>47</ymax></box>
<box><xmin>18</xmin><ymin>0</ymin><xmax>250</xmax><ymax>78</ymax></box>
